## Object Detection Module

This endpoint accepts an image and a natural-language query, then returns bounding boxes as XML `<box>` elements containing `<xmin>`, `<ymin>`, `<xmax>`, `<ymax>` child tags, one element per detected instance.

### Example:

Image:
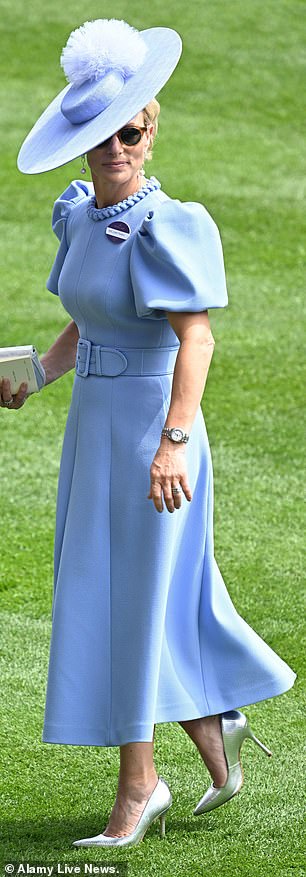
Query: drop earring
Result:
<box><xmin>81</xmin><ymin>154</ymin><xmax>87</xmax><ymax>175</ymax></box>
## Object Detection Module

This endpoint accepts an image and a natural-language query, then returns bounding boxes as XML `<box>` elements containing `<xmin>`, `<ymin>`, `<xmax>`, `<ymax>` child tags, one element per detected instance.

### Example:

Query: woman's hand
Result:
<box><xmin>148</xmin><ymin>441</ymin><xmax>192</xmax><ymax>513</ymax></box>
<box><xmin>0</xmin><ymin>378</ymin><xmax>28</xmax><ymax>410</ymax></box>
<box><xmin>146</xmin><ymin>311</ymin><xmax>214</xmax><ymax>513</ymax></box>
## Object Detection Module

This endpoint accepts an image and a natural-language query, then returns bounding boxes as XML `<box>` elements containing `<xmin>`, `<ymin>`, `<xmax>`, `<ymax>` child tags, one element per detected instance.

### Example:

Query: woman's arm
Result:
<box><xmin>148</xmin><ymin>310</ymin><xmax>215</xmax><ymax>514</ymax></box>
<box><xmin>162</xmin><ymin>310</ymin><xmax>215</xmax><ymax>433</ymax></box>
<box><xmin>41</xmin><ymin>320</ymin><xmax>79</xmax><ymax>385</ymax></box>
<box><xmin>0</xmin><ymin>320</ymin><xmax>79</xmax><ymax>410</ymax></box>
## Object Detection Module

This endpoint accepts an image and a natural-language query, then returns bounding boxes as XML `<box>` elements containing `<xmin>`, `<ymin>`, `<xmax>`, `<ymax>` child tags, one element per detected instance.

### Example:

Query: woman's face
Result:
<box><xmin>86</xmin><ymin>111</ymin><xmax>154</xmax><ymax>186</ymax></box>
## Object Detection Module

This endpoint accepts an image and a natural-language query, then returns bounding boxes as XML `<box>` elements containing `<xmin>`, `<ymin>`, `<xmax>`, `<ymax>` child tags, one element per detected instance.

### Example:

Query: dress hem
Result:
<box><xmin>41</xmin><ymin>670</ymin><xmax>296</xmax><ymax>747</ymax></box>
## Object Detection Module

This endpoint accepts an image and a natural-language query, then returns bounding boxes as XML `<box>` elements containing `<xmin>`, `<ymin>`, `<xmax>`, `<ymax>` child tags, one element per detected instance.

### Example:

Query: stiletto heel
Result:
<box><xmin>193</xmin><ymin>710</ymin><xmax>273</xmax><ymax>816</ymax></box>
<box><xmin>247</xmin><ymin>726</ymin><xmax>273</xmax><ymax>756</ymax></box>
<box><xmin>159</xmin><ymin>812</ymin><xmax>166</xmax><ymax>838</ymax></box>
<box><xmin>72</xmin><ymin>776</ymin><xmax>172</xmax><ymax>848</ymax></box>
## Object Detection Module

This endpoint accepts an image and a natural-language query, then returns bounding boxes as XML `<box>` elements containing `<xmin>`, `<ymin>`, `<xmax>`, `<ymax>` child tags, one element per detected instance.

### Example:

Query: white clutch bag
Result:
<box><xmin>0</xmin><ymin>345</ymin><xmax>46</xmax><ymax>394</ymax></box>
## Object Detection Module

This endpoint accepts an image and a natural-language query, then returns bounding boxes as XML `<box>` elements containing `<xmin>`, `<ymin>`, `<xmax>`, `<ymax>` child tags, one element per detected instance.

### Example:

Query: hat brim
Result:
<box><xmin>17</xmin><ymin>27</ymin><xmax>182</xmax><ymax>174</ymax></box>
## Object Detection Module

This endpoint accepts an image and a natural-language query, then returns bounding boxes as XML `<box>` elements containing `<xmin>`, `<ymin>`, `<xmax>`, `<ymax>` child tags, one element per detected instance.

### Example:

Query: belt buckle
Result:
<box><xmin>76</xmin><ymin>339</ymin><xmax>91</xmax><ymax>377</ymax></box>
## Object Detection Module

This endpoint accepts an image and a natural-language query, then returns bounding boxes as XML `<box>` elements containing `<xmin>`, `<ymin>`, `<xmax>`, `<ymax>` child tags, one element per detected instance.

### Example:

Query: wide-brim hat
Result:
<box><xmin>17</xmin><ymin>19</ymin><xmax>182</xmax><ymax>175</ymax></box>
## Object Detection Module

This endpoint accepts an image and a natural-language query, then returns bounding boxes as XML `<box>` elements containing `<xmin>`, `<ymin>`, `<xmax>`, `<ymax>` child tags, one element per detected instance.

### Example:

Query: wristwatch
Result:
<box><xmin>161</xmin><ymin>427</ymin><xmax>189</xmax><ymax>444</ymax></box>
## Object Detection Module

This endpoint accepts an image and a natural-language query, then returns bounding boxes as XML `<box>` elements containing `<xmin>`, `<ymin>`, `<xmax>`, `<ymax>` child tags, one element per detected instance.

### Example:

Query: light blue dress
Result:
<box><xmin>42</xmin><ymin>176</ymin><xmax>296</xmax><ymax>747</ymax></box>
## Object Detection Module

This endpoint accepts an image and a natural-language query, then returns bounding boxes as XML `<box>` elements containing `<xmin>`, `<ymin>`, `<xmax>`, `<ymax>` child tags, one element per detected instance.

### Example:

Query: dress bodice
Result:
<box><xmin>46</xmin><ymin>178</ymin><xmax>228</xmax><ymax>348</ymax></box>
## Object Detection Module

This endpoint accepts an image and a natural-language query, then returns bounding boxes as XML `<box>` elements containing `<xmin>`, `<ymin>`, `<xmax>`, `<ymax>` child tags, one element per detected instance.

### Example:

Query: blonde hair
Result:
<box><xmin>143</xmin><ymin>98</ymin><xmax>160</xmax><ymax>161</ymax></box>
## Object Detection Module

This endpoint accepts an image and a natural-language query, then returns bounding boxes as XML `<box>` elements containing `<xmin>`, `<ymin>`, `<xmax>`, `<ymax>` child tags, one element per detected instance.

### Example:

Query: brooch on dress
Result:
<box><xmin>105</xmin><ymin>221</ymin><xmax>131</xmax><ymax>244</ymax></box>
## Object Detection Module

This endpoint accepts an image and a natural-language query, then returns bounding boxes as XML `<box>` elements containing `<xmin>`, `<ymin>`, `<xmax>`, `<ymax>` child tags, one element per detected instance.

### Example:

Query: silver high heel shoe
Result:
<box><xmin>193</xmin><ymin>709</ymin><xmax>272</xmax><ymax>816</ymax></box>
<box><xmin>72</xmin><ymin>776</ymin><xmax>172</xmax><ymax>848</ymax></box>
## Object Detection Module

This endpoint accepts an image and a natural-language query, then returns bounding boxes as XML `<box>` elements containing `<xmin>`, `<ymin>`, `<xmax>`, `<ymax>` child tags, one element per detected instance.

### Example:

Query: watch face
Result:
<box><xmin>171</xmin><ymin>428</ymin><xmax>184</xmax><ymax>442</ymax></box>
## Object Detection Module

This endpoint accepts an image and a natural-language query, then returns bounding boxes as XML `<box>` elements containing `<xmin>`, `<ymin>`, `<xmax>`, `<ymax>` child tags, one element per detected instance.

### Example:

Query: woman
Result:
<box><xmin>3</xmin><ymin>18</ymin><xmax>296</xmax><ymax>848</ymax></box>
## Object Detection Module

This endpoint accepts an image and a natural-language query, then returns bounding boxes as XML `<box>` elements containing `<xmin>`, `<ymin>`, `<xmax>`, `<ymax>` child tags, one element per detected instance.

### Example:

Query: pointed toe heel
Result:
<box><xmin>193</xmin><ymin>710</ymin><xmax>272</xmax><ymax>816</ymax></box>
<box><xmin>72</xmin><ymin>776</ymin><xmax>172</xmax><ymax>848</ymax></box>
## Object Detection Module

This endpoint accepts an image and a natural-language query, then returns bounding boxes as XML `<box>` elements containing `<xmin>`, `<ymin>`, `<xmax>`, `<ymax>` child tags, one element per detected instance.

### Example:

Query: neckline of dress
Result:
<box><xmin>86</xmin><ymin>176</ymin><xmax>161</xmax><ymax>221</ymax></box>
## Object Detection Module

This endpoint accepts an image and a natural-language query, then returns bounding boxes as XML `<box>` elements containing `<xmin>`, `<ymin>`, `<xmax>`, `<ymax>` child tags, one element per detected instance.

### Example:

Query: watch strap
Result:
<box><xmin>161</xmin><ymin>427</ymin><xmax>189</xmax><ymax>443</ymax></box>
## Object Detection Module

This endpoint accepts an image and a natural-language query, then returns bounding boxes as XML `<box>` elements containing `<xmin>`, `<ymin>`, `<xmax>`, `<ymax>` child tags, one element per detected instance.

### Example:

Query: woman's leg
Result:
<box><xmin>103</xmin><ymin>717</ymin><xmax>228</xmax><ymax>836</ymax></box>
<box><xmin>103</xmin><ymin>728</ymin><xmax>158</xmax><ymax>837</ymax></box>
<box><xmin>178</xmin><ymin>716</ymin><xmax>228</xmax><ymax>787</ymax></box>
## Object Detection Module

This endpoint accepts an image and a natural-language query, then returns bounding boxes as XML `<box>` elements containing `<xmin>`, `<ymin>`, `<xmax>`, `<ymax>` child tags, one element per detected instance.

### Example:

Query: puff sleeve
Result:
<box><xmin>130</xmin><ymin>199</ymin><xmax>228</xmax><ymax>319</ymax></box>
<box><xmin>46</xmin><ymin>179</ymin><xmax>94</xmax><ymax>295</ymax></box>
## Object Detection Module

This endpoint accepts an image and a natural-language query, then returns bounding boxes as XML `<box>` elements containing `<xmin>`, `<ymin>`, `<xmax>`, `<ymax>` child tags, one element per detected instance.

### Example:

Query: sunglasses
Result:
<box><xmin>97</xmin><ymin>126</ymin><xmax>148</xmax><ymax>148</ymax></box>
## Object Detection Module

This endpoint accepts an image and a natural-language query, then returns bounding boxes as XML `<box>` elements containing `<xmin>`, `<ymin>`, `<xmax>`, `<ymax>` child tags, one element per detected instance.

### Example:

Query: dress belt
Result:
<box><xmin>76</xmin><ymin>338</ymin><xmax>179</xmax><ymax>377</ymax></box>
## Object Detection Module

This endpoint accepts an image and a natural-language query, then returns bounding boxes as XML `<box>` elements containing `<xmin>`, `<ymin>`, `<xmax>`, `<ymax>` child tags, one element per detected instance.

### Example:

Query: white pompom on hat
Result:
<box><xmin>17</xmin><ymin>18</ymin><xmax>182</xmax><ymax>174</ymax></box>
<box><xmin>61</xmin><ymin>19</ymin><xmax>147</xmax><ymax>86</ymax></box>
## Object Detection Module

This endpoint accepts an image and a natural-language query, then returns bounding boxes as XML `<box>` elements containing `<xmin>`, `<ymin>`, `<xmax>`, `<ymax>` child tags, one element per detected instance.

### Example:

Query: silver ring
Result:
<box><xmin>4</xmin><ymin>397</ymin><xmax>14</xmax><ymax>407</ymax></box>
<box><xmin>172</xmin><ymin>486</ymin><xmax>182</xmax><ymax>495</ymax></box>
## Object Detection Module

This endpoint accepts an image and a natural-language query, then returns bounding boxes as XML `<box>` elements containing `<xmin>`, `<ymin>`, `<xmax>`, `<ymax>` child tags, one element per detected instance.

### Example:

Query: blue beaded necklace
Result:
<box><xmin>87</xmin><ymin>176</ymin><xmax>161</xmax><ymax>221</ymax></box>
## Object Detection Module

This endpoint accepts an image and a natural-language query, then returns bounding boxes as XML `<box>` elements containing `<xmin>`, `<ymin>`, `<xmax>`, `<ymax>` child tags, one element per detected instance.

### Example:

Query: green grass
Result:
<box><xmin>0</xmin><ymin>0</ymin><xmax>305</xmax><ymax>874</ymax></box>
